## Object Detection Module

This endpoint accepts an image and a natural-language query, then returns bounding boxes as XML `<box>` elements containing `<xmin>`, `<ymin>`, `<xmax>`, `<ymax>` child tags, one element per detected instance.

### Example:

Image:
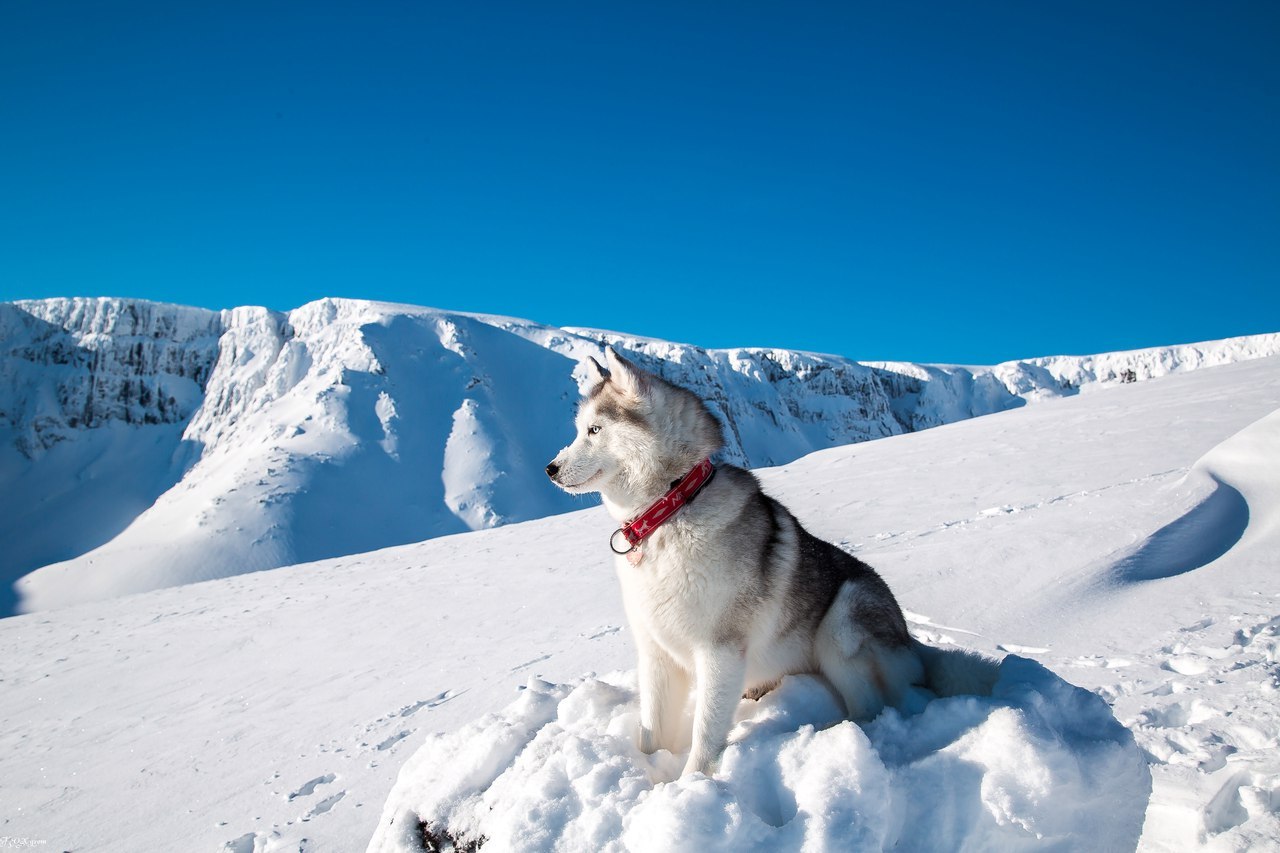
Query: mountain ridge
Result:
<box><xmin>4</xmin><ymin>295</ymin><xmax>1277</xmax><ymax>614</ymax></box>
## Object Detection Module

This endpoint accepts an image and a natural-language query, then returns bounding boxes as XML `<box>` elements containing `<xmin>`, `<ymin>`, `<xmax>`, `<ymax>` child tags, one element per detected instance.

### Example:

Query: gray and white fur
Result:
<box><xmin>547</xmin><ymin>347</ymin><xmax>995</xmax><ymax>777</ymax></box>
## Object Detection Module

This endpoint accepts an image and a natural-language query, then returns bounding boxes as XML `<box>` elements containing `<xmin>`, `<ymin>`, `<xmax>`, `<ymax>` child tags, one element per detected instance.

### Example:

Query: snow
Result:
<box><xmin>0</xmin><ymin>353</ymin><xmax>1278</xmax><ymax>851</ymax></box>
<box><xmin>368</xmin><ymin>661</ymin><xmax>1149</xmax><ymax>852</ymax></box>
<box><xmin>4</xmin><ymin>295</ymin><xmax>1279</xmax><ymax>615</ymax></box>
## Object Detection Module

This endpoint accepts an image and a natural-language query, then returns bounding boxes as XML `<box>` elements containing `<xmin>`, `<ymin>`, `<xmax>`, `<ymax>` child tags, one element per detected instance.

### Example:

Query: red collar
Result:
<box><xmin>610</xmin><ymin>458</ymin><xmax>716</xmax><ymax>555</ymax></box>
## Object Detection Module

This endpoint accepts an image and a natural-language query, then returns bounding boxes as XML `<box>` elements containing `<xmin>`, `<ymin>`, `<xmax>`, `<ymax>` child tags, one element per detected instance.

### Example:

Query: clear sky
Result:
<box><xmin>2</xmin><ymin>1</ymin><xmax>1277</xmax><ymax>363</ymax></box>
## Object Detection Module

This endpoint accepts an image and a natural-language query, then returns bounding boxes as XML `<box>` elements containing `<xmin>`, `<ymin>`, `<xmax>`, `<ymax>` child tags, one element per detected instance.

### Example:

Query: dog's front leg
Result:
<box><xmin>683</xmin><ymin>644</ymin><xmax>746</xmax><ymax>776</ymax></box>
<box><xmin>637</xmin><ymin>640</ymin><xmax>687</xmax><ymax>755</ymax></box>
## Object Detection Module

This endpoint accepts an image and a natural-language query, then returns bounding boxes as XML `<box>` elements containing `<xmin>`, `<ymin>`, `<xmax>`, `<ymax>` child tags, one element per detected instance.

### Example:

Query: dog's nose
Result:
<box><xmin>545</xmin><ymin>461</ymin><xmax>560</xmax><ymax>479</ymax></box>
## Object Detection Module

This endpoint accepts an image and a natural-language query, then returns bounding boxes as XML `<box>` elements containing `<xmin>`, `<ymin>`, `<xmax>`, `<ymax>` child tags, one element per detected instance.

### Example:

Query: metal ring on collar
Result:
<box><xmin>609</xmin><ymin>528</ymin><xmax>635</xmax><ymax>554</ymax></box>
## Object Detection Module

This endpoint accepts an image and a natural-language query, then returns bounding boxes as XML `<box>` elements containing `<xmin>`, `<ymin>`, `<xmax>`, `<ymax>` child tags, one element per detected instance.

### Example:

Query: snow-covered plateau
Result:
<box><xmin>3</xmin><ymin>296</ymin><xmax>1278</xmax><ymax>615</ymax></box>
<box><xmin>0</xmin><ymin>334</ymin><xmax>1277</xmax><ymax>851</ymax></box>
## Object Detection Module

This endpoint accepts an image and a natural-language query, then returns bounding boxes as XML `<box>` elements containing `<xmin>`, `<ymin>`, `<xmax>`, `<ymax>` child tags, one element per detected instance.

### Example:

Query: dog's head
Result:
<box><xmin>546</xmin><ymin>347</ymin><xmax>723</xmax><ymax>499</ymax></box>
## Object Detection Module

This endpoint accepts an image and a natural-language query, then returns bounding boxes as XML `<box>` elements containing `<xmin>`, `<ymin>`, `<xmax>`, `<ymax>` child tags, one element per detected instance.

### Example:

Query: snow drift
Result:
<box><xmin>368</xmin><ymin>658</ymin><xmax>1150</xmax><ymax>852</ymax></box>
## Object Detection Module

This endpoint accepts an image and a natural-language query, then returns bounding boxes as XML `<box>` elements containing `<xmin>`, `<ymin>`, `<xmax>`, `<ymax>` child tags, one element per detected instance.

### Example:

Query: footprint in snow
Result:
<box><xmin>510</xmin><ymin>653</ymin><xmax>552</xmax><ymax>672</ymax></box>
<box><xmin>221</xmin><ymin>830</ymin><xmax>286</xmax><ymax>852</ymax></box>
<box><xmin>220</xmin><ymin>832</ymin><xmax>258</xmax><ymax>853</ymax></box>
<box><xmin>287</xmin><ymin>773</ymin><xmax>335</xmax><ymax>801</ymax></box>
<box><xmin>397</xmin><ymin>689</ymin><xmax>460</xmax><ymax>718</ymax></box>
<box><xmin>363</xmin><ymin>690</ymin><xmax>464</xmax><ymax>740</ymax></box>
<box><xmin>304</xmin><ymin>790</ymin><xmax>346</xmax><ymax>820</ymax></box>
<box><xmin>377</xmin><ymin>730</ymin><xmax>412</xmax><ymax>751</ymax></box>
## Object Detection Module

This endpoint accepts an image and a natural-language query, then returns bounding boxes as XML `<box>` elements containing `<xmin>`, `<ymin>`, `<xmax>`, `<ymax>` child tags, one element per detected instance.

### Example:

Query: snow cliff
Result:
<box><xmin>3</xmin><ymin>296</ymin><xmax>1277</xmax><ymax>613</ymax></box>
<box><xmin>0</xmin><ymin>297</ymin><xmax>222</xmax><ymax>453</ymax></box>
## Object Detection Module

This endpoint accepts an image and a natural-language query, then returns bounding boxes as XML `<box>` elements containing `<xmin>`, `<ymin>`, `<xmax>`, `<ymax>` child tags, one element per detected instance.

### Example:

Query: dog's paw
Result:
<box><xmin>681</xmin><ymin>752</ymin><xmax>722</xmax><ymax>778</ymax></box>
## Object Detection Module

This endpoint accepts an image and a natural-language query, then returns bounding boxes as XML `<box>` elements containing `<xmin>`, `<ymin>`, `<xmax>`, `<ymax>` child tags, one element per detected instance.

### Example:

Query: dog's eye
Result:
<box><xmin>587</xmin><ymin>425</ymin><xmax>602</xmax><ymax>435</ymax></box>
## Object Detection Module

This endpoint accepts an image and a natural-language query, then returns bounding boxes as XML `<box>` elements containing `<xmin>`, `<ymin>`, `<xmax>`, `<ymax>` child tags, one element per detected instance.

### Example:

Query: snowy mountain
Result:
<box><xmin>4</xmin><ymin>295</ymin><xmax>1278</xmax><ymax>614</ymax></box>
<box><xmin>0</xmin><ymin>354</ymin><xmax>1276</xmax><ymax>851</ymax></box>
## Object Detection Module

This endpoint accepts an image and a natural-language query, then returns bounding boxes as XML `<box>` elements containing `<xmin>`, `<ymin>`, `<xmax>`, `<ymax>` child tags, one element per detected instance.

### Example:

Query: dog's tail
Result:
<box><xmin>912</xmin><ymin>639</ymin><xmax>1001</xmax><ymax>697</ymax></box>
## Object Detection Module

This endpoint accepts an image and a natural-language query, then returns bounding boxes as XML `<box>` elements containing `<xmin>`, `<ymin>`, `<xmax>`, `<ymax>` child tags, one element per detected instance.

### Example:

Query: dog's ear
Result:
<box><xmin>604</xmin><ymin>346</ymin><xmax>648</xmax><ymax>398</ymax></box>
<box><xmin>584</xmin><ymin>355</ymin><xmax>610</xmax><ymax>390</ymax></box>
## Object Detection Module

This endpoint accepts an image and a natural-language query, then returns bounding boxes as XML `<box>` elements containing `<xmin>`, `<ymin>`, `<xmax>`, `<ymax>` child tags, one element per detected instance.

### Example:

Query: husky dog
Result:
<box><xmin>547</xmin><ymin>347</ymin><xmax>995</xmax><ymax>777</ymax></box>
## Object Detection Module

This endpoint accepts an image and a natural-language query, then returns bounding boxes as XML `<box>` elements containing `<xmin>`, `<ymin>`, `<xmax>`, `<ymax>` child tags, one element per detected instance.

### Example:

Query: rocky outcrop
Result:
<box><xmin>0</xmin><ymin>298</ymin><xmax>223</xmax><ymax>455</ymax></box>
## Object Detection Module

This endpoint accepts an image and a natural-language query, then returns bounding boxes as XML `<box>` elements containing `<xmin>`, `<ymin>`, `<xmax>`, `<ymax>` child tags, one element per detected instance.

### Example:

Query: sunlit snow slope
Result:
<box><xmin>4</xmin><ymin>295</ymin><xmax>1277</xmax><ymax>614</ymax></box>
<box><xmin>0</xmin><ymin>356</ymin><xmax>1276</xmax><ymax>852</ymax></box>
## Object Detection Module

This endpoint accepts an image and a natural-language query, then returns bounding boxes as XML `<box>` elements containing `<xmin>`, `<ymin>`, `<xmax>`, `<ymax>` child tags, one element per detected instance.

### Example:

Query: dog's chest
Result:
<box><xmin>614</xmin><ymin>531</ymin><xmax>735</xmax><ymax>650</ymax></box>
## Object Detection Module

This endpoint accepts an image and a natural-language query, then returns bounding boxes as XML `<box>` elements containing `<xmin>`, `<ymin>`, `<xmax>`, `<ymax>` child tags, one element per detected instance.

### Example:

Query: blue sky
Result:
<box><xmin>2</xmin><ymin>1</ymin><xmax>1277</xmax><ymax>363</ymax></box>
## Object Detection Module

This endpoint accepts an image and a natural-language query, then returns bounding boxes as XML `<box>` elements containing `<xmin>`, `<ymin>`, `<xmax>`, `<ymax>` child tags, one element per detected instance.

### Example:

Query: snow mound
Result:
<box><xmin>369</xmin><ymin>656</ymin><xmax>1150</xmax><ymax>852</ymax></box>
